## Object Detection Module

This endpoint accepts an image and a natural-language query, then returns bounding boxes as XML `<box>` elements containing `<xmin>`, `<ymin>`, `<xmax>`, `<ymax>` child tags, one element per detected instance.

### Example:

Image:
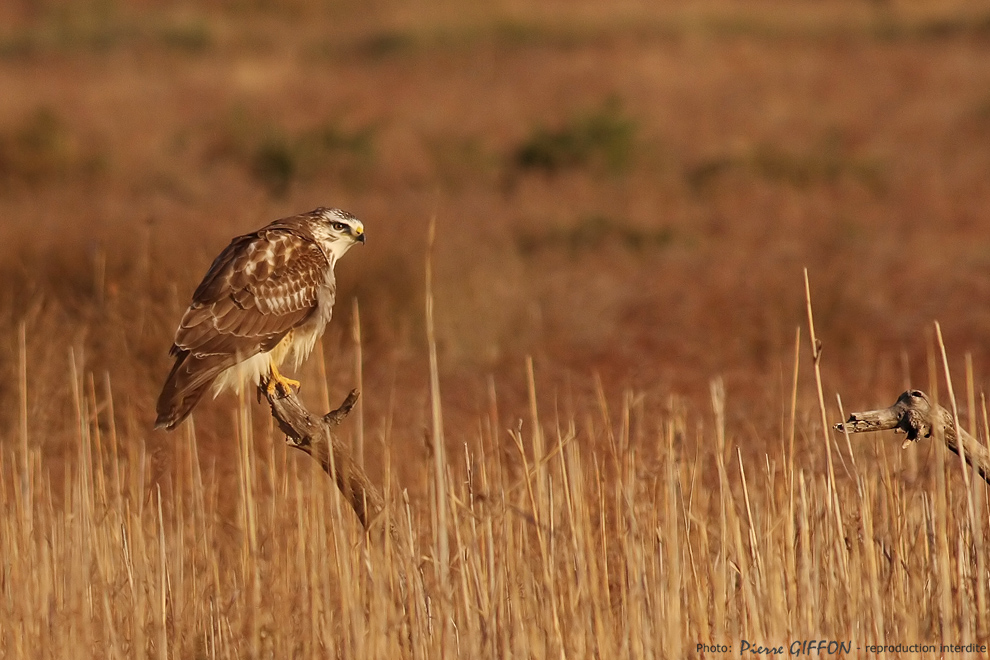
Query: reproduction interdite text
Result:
<box><xmin>695</xmin><ymin>640</ymin><xmax>988</xmax><ymax>656</ymax></box>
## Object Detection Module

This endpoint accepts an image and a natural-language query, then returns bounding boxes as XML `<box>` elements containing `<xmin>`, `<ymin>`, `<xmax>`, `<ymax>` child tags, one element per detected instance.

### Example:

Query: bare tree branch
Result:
<box><xmin>835</xmin><ymin>389</ymin><xmax>990</xmax><ymax>485</ymax></box>
<box><xmin>260</xmin><ymin>381</ymin><xmax>388</xmax><ymax>531</ymax></box>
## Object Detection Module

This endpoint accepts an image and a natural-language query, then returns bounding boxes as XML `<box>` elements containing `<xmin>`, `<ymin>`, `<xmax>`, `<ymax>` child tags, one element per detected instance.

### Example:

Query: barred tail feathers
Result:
<box><xmin>155</xmin><ymin>350</ymin><xmax>230</xmax><ymax>430</ymax></box>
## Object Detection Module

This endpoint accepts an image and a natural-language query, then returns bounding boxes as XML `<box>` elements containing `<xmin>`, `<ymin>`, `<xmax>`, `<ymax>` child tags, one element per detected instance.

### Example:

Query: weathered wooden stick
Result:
<box><xmin>260</xmin><ymin>381</ymin><xmax>387</xmax><ymax>530</ymax></box>
<box><xmin>835</xmin><ymin>389</ymin><xmax>990</xmax><ymax>485</ymax></box>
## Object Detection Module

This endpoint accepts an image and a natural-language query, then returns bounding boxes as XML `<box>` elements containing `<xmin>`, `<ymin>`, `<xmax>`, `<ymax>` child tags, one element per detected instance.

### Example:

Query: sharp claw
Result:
<box><xmin>265</xmin><ymin>378</ymin><xmax>280</xmax><ymax>397</ymax></box>
<box><xmin>278</xmin><ymin>377</ymin><xmax>300</xmax><ymax>397</ymax></box>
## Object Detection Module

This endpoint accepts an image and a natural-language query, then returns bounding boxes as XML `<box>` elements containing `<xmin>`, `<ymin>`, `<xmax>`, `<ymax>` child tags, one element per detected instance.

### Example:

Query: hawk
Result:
<box><xmin>155</xmin><ymin>207</ymin><xmax>365</xmax><ymax>430</ymax></box>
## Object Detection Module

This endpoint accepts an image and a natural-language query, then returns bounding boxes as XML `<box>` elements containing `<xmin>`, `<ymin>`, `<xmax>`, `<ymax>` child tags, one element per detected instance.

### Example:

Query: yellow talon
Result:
<box><xmin>266</xmin><ymin>362</ymin><xmax>300</xmax><ymax>397</ymax></box>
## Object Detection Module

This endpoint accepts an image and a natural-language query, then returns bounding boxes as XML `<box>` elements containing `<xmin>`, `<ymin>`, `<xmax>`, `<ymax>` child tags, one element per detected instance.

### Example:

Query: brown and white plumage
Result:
<box><xmin>155</xmin><ymin>207</ymin><xmax>365</xmax><ymax>430</ymax></box>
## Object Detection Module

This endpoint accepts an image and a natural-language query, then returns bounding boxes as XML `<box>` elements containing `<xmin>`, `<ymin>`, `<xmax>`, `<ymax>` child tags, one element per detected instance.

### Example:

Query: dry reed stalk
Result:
<box><xmin>935</xmin><ymin>323</ymin><xmax>976</xmax><ymax>515</ymax></box>
<box><xmin>424</xmin><ymin>213</ymin><xmax>450</xmax><ymax>593</ymax></box>
<box><xmin>803</xmin><ymin>270</ymin><xmax>836</xmax><ymax>498</ymax></box>
<box><xmin>980</xmin><ymin>391</ymin><xmax>990</xmax><ymax>640</ymax></box>
<box><xmin>803</xmin><ymin>269</ymin><xmax>851</xmax><ymax>595</ymax></box>
<box><xmin>351</xmin><ymin>298</ymin><xmax>364</xmax><ymax>467</ymax></box>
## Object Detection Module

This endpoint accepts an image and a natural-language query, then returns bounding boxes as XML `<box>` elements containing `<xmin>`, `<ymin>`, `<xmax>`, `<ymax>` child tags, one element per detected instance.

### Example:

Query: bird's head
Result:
<box><xmin>311</xmin><ymin>207</ymin><xmax>365</xmax><ymax>259</ymax></box>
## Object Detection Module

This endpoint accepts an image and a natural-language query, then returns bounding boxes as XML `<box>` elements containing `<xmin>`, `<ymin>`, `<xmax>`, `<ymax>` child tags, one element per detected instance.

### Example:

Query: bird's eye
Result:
<box><xmin>331</xmin><ymin>221</ymin><xmax>347</xmax><ymax>231</ymax></box>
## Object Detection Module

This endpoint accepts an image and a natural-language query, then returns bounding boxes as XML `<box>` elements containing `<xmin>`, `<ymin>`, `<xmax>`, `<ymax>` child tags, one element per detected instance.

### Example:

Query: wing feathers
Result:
<box><xmin>175</xmin><ymin>230</ymin><xmax>327</xmax><ymax>354</ymax></box>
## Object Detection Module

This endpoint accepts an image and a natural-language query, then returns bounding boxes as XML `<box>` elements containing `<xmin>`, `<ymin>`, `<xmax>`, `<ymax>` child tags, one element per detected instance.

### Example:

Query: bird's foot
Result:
<box><xmin>266</xmin><ymin>363</ymin><xmax>301</xmax><ymax>398</ymax></box>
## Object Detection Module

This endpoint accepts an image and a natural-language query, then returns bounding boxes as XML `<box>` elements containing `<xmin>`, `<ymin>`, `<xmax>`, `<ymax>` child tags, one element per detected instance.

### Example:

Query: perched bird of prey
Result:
<box><xmin>155</xmin><ymin>207</ymin><xmax>365</xmax><ymax>430</ymax></box>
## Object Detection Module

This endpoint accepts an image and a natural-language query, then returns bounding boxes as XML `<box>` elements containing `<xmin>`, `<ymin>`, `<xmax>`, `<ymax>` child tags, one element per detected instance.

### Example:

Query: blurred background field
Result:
<box><xmin>2</xmin><ymin>0</ymin><xmax>990</xmax><ymax>657</ymax></box>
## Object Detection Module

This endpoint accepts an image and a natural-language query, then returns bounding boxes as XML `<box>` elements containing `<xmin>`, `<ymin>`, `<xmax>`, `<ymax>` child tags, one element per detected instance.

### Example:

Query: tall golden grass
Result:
<box><xmin>2</xmin><ymin>291</ymin><xmax>989</xmax><ymax>658</ymax></box>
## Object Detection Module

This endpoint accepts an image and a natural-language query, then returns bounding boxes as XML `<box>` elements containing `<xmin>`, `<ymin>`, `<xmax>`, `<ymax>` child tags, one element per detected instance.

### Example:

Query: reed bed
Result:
<box><xmin>1</xmin><ymin>339</ymin><xmax>987</xmax><ymax>659</ymax></box>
